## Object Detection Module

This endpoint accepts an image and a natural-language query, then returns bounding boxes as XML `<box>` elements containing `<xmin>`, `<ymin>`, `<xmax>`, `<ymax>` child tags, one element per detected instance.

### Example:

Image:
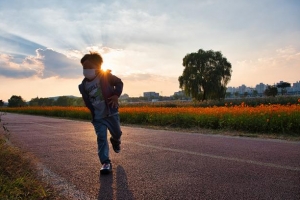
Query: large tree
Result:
<box><xmin>178</xmin><ymin>49</ymin><xmax>232</xmax><ymax>101</ymax></box>
<box><xmin>8</xmin><ymin>95</ymin><xmax>27</xmax><ymax>107</ymax></box>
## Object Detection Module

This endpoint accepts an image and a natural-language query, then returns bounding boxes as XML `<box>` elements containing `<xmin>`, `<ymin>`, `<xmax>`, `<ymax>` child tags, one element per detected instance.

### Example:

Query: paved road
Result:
<box><xmin>1</xmin><ymin>113</ymin><xmax>300</xmax><ymax>200</ymax></box>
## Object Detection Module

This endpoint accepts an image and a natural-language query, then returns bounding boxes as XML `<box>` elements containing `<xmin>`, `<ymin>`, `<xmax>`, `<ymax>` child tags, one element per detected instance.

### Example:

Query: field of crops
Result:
<box><xmin>1</xmin><ymin>100</ymin><xmax>300</xmax><ymax>136</ymax></box>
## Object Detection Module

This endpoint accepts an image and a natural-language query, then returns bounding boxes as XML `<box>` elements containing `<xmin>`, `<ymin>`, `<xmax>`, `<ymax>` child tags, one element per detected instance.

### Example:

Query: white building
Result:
<box><xmin>292</xmin><ymin>81</ymin><xmax>300</xmax><ymax>94</ymax></box>
<box><xmin>173</xmin><ymin>91</ymin><xmax>184</xmax><ymax>96</ymax></box>
<box><xmin>227</xmin><ymin>85</ymin><xmax>253</xmax><ymax>95</ymax></box>
<box><xmin>226</xmin><ymin>87</ymin><xmax>237</xmax><ymax>94</ymax></box>
<box><xmin>255</xmin><ymin>83</ymin><xmax>267</xmax><ymax>94</ymax></box>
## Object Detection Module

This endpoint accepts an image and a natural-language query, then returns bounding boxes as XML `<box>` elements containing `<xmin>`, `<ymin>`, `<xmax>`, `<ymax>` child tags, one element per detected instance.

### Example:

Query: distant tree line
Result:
<box><xmin>0</xmin><ymin>82</ymin><xmax>294</xmax><ymax>107</ymax></box>
<box><xmin>0</xmin><ymin>95</ymin><xmax>85</xmax><ymax>107</ymax></box>
<box><xmin>28</xmin><ymin>96</ymin><xmax>85</xmax><ymax>107</ymax></box>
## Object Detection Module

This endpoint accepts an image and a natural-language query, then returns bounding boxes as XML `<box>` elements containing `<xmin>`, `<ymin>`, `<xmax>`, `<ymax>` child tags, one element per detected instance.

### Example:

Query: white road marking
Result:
<box><xmin>30</xmin><ymin>122</ymin><xmax>59</xmax><ymax>128</ymax></box>
<box><xmin>129</xmin><ymin>142</ymin><xmax>300</xmax><ymax>172</ymax></box>
<box><xmin>36</xmin><ymin>163</ymin><xmax>92</xmax><ymax>200</ymax></box>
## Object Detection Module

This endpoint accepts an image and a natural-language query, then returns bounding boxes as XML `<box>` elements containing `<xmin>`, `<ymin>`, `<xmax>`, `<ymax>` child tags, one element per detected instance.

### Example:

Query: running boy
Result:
<box><xmin>78</xmin><ymin>52</ymin><xmax>123</xmax><ymax>174</ymax></box>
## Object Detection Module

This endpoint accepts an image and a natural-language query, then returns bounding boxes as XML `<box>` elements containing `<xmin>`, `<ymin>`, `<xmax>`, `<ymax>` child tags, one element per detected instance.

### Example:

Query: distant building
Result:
<box><xmin>226</xmin><ymin>87</ymin><xmax>239</xmax><ymax>98</ymax></box>
<box><xmin>173</xmin><ymin>91</ymin><xmax>184</xmax><ymax>96</ymax></box>
<box><xmin>119</xmin><ymin>94</ymin><xmax>129</xmax><ymax>100</ymax></box>
<box><xmin>226</xmin><ymin>87</ymin><xmax>236</xmax><ymax>94</ymax></box>
<box><xmin>292</xmin><ymin>81</ymin><xmax>300</xmax><ymax>94</ymax></box>
<box><xmin>238</xmin><ymin>84</ymin><xmax>247</xmax><ymax>94</ymax></box>
<box><xmin>172</xmin><ymin>90</ymin><xmax>191</xmax><ymax>100</ymax></box>
<box><xmin>137</xmin><ymin>80</ymin><xmax>300</xmax><ymax>101</ymax></box>
<box><xmin>226</xmin><ymin>85</ymin><xmax>254</xmax><ymax>97</ymax></box>
<box><xmin>255</xmin><ymin>83</ymin><xmax>267</xmax><ymax>95</ymax></box>
<box><xmin>143</xmin><ymin>92</ymin><xmax>159</xmax><ymax>99</ymax></box>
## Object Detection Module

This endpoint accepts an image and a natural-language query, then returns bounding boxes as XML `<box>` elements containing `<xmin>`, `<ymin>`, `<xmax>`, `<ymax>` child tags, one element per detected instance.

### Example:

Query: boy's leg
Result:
<box><xmin>104</xmin><ymin>114</ymin><xmax>122</xmax><ymax>153</ymax></box>
<box><xmin>107</xmin><ymin>114</ymin><xmax>122</xmax><ymax>140</ymax></box>
<box><xmin>92</xmin><ymin>120</ymin><xmax>111</xmax><ymax>164</ymax></box>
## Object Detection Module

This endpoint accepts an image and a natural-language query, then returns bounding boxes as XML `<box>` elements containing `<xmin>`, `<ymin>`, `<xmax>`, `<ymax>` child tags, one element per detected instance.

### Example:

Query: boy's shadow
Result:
<box><xmin>98</xmin><ymin>165</ymin><xmax>134</xmax><ymax>200</ymax></box>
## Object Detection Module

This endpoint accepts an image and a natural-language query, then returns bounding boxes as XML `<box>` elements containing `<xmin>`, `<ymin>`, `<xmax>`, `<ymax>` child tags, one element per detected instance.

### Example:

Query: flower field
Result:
<box><xmin>1</xmin><ymin>102</ymin><xmax>300</xmax><ymax>135</ymax></box>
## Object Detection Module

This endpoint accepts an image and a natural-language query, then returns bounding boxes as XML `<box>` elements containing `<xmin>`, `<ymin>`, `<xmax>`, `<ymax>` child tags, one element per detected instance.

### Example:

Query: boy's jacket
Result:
<box><xmin>78</xmin><ymin>70</ymin><xmax>123</xmax><ymax>121</ymax></box>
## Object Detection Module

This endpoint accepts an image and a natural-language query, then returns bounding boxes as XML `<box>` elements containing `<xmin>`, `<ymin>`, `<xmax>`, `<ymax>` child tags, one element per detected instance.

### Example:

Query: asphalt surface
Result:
<box><xmin>1</xmin><ymin>113</ymin><xmax>300</xmax><ymax>200</ymax></box>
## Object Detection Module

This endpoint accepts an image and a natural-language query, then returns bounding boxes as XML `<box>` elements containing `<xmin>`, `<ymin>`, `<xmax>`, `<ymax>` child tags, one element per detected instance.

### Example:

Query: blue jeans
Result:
<box><xmin>92</xmin><ymin>114</ymin><xmax>122</xmax><ymax>164</ymax></box>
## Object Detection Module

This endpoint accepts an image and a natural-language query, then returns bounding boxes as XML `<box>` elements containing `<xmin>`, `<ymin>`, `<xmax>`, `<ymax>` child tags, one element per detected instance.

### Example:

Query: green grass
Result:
<box><xmin>0</xmin><ymin>133</ymin><xmax>63</xmax><ymax>199</ymax></box>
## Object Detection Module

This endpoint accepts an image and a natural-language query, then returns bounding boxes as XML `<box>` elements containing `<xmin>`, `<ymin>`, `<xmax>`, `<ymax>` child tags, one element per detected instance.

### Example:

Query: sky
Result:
<box><xmin>0</xmin><ymin>0</ymin><xmax>299</xmax><ymax>101</ymax></box>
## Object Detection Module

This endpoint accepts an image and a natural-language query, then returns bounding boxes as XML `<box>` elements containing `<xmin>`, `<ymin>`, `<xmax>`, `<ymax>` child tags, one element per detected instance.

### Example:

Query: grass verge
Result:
<box><xmin>123</xmin><ymin>123</ymin><xmax>300</xmax><ymax>141</ymax></box>
<box><xmin>0</xmin><ymin>131</ymin><xmax>63</xmax><ymax>199</ymax></box>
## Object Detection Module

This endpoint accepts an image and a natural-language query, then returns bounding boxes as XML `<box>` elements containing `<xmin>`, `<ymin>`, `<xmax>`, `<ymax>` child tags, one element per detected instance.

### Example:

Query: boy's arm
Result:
<box><xmin>108</xmin><ymin>73</ymin><xmax>123</xmax><ymax>97</ymax></box>
<box><xmin>107</xmin><ymin>73</ymin><xmax>123</xmax><ymax>108</ymax></box>
<box><xmin>79</xmin><ymin>82</ymin><xmax>91</xmax><ymax>108</ymax></box>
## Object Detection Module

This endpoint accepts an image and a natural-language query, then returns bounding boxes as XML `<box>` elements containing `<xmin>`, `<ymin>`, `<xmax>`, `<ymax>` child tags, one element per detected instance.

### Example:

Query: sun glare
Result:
<box><xmin>101</xmin><ymin>65</ymin><xmax>109</xmax><ymax>72</ymax></box>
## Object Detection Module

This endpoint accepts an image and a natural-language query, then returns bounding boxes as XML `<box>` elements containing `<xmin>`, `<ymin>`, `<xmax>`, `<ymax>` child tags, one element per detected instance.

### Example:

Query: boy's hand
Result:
<box><xmin>108</xmin><ymin>95</ymin><xmax>119</xmax><ymax>108</ymax></box>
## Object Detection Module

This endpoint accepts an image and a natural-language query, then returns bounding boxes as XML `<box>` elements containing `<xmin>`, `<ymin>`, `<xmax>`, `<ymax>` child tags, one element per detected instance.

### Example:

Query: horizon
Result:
<box><xmin>1</xmin><ymin>1</ymin><xmax>299</xmax><ymax>101</ymax></box>
<box><xmin>1</xmin><ymin>79</ymin><xmax>298</xmax><ymax>102</ymax></box>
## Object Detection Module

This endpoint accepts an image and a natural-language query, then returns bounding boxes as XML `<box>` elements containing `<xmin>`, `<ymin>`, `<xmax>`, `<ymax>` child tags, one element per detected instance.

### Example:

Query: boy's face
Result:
<box><xmin>82</xmin><ymin>60</ymin><xmax>101</xmax><ymax>80</ymax></box>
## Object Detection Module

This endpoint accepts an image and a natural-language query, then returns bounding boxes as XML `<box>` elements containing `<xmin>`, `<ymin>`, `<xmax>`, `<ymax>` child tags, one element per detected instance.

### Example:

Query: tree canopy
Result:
<box><xmin>264</xmin><ymin>85</ymin><xmax>278</xmax><ymax>97</ymax></box>
<box><xmin>8</xmin><ymin>95</ymin><xmax>27</xmax><ymax>107</ymax></box>
<box><xmin>276</xmin><ymin>82</ymin><xmax>291</xmax><ymax>95</ymax></box>
<box><xmin>178</xmin><ymin>49</ymin><xmax>232</xmax><ymax>101</ymax></box>
<box><xmin>276</xmin><ymin>82</ymin><xmax>291</xmax><ymax>88</ymax></box>
<box><xmin>29</xmin><ymin>97</ymin><xmax>55</xmax><ymax>106</ymax></box>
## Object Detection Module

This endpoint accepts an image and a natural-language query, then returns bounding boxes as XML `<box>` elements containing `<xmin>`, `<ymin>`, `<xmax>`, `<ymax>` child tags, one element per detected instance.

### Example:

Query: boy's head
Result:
<box><xmin>81</xmin><ymin>51</ymin><xmax>103</xmax><ymax>69</ymax></box>
<box><xmin>81</xmin><ymin>51</ymin><xmax>103</xmax><ymax>80</ymax></box>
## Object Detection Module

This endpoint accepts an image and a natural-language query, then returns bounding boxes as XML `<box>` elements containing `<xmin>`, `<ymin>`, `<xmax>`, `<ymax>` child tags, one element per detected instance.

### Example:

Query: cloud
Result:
<box><xmin>0</xmin><ymin>48</ymin><xmax>82</xmax><ymax>79</ymax></box>
<box><xmin>0</xmin><ymin>54</ymin><xmax>37</xmax><ymax>78</ymax></box>
<box><xmin>120</xmin><ymin>73</ymin><xmax>180</xmax><ymax>97</ymax></box>
<box><xmin>0</xmin><ymin>31</ymin><xmax>46</xmax><ymax>55</ymax></box>
<box><xmin>237</xmin><ymin>46</ymin><xmax>300</xmax><ymax>71</ymax></box>
<box><xmin>36</xmin><ymin>48</ymin><xmax>82</xmax><ymax>78</ymax></box>
<box><xmin>0</xmin><ymin>0</ymin><xmax>299</xmax><ymax>99</ymax></box>
<box><xmin>231</xmin><ymin>46</ymin><xmax>300</xmax><ymax>86</ymax></box>
<box><xmin>121</xmin><ymin>73</ymin><xmax>154</xmax><ymax>81</ymax></box>
<box><xmin>121</xmin><ymin>73</ymin><xmax>174</xmax><ymax>82</ymax></box>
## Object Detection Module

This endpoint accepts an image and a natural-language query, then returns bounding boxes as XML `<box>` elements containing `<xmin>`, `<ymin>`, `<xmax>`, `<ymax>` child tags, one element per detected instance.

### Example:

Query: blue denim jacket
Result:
<box><xmin>78</xmin><ymin>71</ymin><xmax>123</xmax><ymax>121</ymax></box>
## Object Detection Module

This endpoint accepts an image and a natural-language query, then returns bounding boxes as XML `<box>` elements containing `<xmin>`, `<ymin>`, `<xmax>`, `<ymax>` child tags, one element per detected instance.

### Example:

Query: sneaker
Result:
<box><xmin>100</xmin><ymin>163</ymin><xmax>112</xmax><ymax>175</ymax></box>
<box><xmin>110</xmin><ymin>137</ymin><xmax>121</xmax><ymax>153</ymax></box>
